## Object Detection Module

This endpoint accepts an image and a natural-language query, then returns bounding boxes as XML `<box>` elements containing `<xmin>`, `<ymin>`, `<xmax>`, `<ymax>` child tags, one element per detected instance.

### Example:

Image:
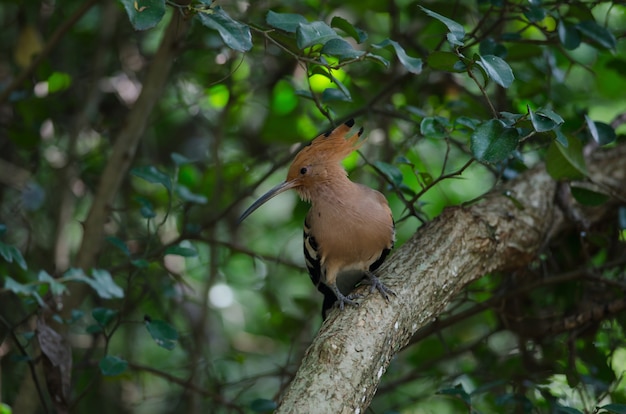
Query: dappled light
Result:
<box><xmin>0</xmin><ymin>1</ymin><xmax>626</xmax><ymax>413</ymax></box>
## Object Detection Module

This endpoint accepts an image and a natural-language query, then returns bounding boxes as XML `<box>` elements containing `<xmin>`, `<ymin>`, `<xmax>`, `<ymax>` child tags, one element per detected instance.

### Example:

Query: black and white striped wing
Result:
<box><xmin>304</xmin><ymin>218</ymin><xmax>338</xmax><ymax>319</ymax></box>
<box><xmin>303</xmin><ymin>218</ymin><xmax>321</xmax><ymax>287</ymax></box>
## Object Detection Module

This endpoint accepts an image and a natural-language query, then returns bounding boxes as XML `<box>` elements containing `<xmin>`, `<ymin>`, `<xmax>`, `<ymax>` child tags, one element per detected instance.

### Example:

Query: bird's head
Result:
<box><xmin>238</xmin><ymin>119</ymin><xmax>364</xmax><ymax>223</ymax></box>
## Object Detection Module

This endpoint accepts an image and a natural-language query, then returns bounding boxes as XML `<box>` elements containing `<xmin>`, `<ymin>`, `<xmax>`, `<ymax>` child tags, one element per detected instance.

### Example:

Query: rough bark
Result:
<box><xmin>276</xmin><ymin>143</ymin><xmax>626</xmax><ymax>413</ymax></box>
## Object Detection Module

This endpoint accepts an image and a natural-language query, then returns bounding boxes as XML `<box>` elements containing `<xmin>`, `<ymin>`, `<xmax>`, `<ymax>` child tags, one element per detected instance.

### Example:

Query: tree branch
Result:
<box><xmin>34</xmin><ymin>10</ymin><xmax>191</xmax><ymax>413</ymax></box>
<box><xmin>276</xmin><ymin>143</ymin><xmax>626</xmax><ymax>413</ymax></box>
<box><xmin>73</xmin><ymin>12</ymin><xmax>190</xmax><ymax>272</ymax></box>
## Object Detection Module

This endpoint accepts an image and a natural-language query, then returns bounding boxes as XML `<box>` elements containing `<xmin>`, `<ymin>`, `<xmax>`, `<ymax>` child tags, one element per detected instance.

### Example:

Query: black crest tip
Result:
<box><xmin>344</xmin><ymin>118</ymin><xmax>355</xmax><ymax>127</ymax></box>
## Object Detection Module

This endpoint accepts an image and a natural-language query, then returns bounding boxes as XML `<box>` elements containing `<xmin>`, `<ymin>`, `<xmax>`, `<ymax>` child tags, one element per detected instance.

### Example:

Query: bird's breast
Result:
<box><xmin>307</xmin><ymin>188</ymin><xmax>394</xmax><ymax>272</ymax></box>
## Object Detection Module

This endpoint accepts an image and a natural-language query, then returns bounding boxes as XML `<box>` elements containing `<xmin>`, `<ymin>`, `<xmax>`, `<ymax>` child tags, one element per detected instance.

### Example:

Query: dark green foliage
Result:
<box><xmin>1</xmin><ymin>0</ymin><xmax>625</xmax><ymax>413</ymax></box>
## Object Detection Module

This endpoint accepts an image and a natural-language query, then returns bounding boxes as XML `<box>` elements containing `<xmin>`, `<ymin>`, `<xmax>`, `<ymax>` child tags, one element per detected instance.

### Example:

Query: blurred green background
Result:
<box><xmin>1</xmin><ymin>0</ymin><xmax>626</xmax><ymax>413</ymax></box>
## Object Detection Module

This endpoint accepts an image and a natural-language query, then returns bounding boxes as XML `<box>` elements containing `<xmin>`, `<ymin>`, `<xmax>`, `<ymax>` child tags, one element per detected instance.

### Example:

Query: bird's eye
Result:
<box><xmin>300</xmin><ymin>167</ymin><xmax>308</xmax><ymax>175</ymax></box>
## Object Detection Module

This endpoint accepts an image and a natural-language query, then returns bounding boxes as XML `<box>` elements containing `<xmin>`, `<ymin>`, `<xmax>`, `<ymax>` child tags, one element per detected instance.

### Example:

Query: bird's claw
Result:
<box><xmin>336</xmin><ymin>293</ymin><xmax>360</xmax><ymax>310</ymax></box>
<box><xmin>330</xmin><ymin>273</ymin><xmax>394</xmax><ymax>313</ymax></box>
<box><xmin>330</xmin><ymin>284</ymin><xmax>361</xmax><ymax>311</ymax></box>
<box><xmin>346</xmin><ymin>292</ymin><xmax>364</xmax><ymax>301</ymax></box>
<box><xmin>363</xmin><ymin>272</ymin><xmax>396</xmax><ymax>302</ymax></box>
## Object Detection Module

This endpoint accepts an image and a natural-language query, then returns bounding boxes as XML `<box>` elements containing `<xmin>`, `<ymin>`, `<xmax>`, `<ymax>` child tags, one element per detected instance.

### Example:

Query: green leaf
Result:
<box><xmin>327</xmin><ymin>70</ymin><xmax>351</xmax><ymax>98</ymax></box>
<box><xmin>528</xmin><ymin>106</ymin><xmax>563</xmax><ymax>132</ymax></box>
<box><xmin>4</xmin><ymin>276</ymin><xmax>35</xmax><ymax>295</ymax></box>
<box><xmin>437</xmin><ymin>384</ymin><xmax>471</xmax><ymax>405</ymax></box>
<box><xmin>558</xmin><ymin>20</ymin><xmax>581</xmax><ymax>50</ymax></box>
<box><xmin>99</xmin><ymin>355</ymin><xmax>128</xmax><ymax>376</ymax></box>
<box><xmin>38</xmin><ymin>270</ymin><xmax>67</xmax><ymax>296</ymax></box>
<box><xmin>470</xmin><ymin>119</ymin><xmax>520</xmax><ymax>163</ymax></box>
<box><xmin>524</xmin><ymin>6</ymin><xmax>546</xmax><ymax>22</ymax></box>
<box><xmin>321</xmin><ymin>38</ymin><xmax>364</xmax><ymax>60</ymax></box>
<box><xmin>419</xmin><ymin>6</ymin><xmax>465</xmax><ymax>46</ymax></box>
<box><xmin>170</xmin><ymin>152</ymin><xmax>191</xmax><ymax>166</ymax></box>
<box><xmin>455</xmin><ymin>116</ymin><xmax>480</xmax><ymax>130</ymax></box>
<box><xmin>9</xmin><ymin>246</ymin><xmax>26</xmax><ymax>269</ymax></box>
<box><xmin>47</xmin><ymin>72</ymin><xmax>72</xmax><ymax>94</ymax></box>
<box><xmin>145</xmin><ymin>319</ymin><xmax>178</xmax><ymax>350</ymax></box>
<box><xmin>176</xmin><ymin>185</ymin><xmax>208</xmax><ymax>204</ymax></box>
<box><xmin>585</xmin><ymin>115</ymin><xmax>616</xmax><ymax>146</ymax></box>
<box><xmin>499</xmin><ymin>111</ymin><xmax>524</xmax><ymax>127</ymax></box>
<box><xmin>197</xmin><ymin>6</ymin><xmax>252</xmax><ymax>52</ymax></box>
<box><xmin>365</xmin><ymin>53</ymin><xmax>390</xmax><ymax>68</ymax></box>
<box><xmin>294</xmin><ymin>89</ymin><xmax>313</xmax><ymax>99</ymax></box>
<box><xmin>570</xmin><ymin>185</ymin><xmax>609</xmax><ymax>206</ymax></box>
<box><xmin>64</xmin><ymin>267</ymin><xmax>87</xmax><ymax>279</ymax></box>
<box><xmin>373</xmin><ymin>39</ymin><xmax>422</xmax><ymax>74</ymax></box>
<box><xmin>321</xmin><ymin>88</ymin><xmax>351</xmax><ymax>103</ymax></box>
<box><xmin>93</xmin><ymin>269</ymin><xmax>124</xmax><ymax>299</ymax></box>
<box><xmin>310</xmin><ymin>65</ymin><xmax>332</xmax><ymax>79</ymax></box>
<box><xmin>555</xmin><ymin>406</ymin><xmax>583</xmax><ymax>414</ymax></box>
<box><xmin>266</xmin><ymin>11</ymin><xmax>307</xmax><ymax>33</ymax></box>
<box><xmin>420</xmin><ymin>116</ymin><xmax>449</xmax><ymax>138</ymax></box>
<box><xmin>0</xmin><ymin>224</ymin><xmax>6</xmax><ymax>237</ymax></box>
<box><xmin>555</xmin><ymin>128</ymin><xmax>569</xmax><ymax>147</ymax></box>
<box><xmin>477</xmin><ymin>54</ymin><xmax>514</xmax><ymax>88</ymax></box>
<box><xmin>135</xmin><ymin>196</ymin><xmax>156</xmax><ymax>219</ymax></box>
<box><xmin>106</xmin><ymin>236</ymin><xmax>130</xmax><ymax>257</ymax></box>
<box><xmin>479</xmin><ymin>38</ymin><xmax>507</xmax><ymax>58</ymax></box>
<box><xmin>545</xmin><ymin>137</ymin><xmax>587</xmax><ymax>180</ymax></box>
<box><xmin>119</xmin><ymin>0</ymin><xmax>166</xmax><ymax>31</ymax></box>
<box><xmin>427</xmin><ymin>51</ymin><xmax>463</xmax><ymax>72</ymax></box>
<box><xmin>395</xmin><ymin>156</ymin><xmax>412</xmax><ymax>166</ymax></box>
<box><xmin>81</xmin><ymin>269</ymin><xmax>124</xmax><ymax>299</ymax></box>
<box><xmin>0</xmin><ymin>243</ymin><xmax>27</xmax><ymax>270</ymax></box>
<box><xmin>576</xmin><ymin>20</ymin><xmax>616</xmax><ymax>50</ymax></box>
<box><xmin>537</xmin><ymin>108</ymin><xmax>564</xmax><ymax>125</ymax></box>
<box><xmin>165</xmin><ymin>244</ymin><xmax>198</xmax><ymax>257</ymax></box>
<box><xmin>418</xmin><ymin>172</ymin><xmax>434</xmax><ymax>186</ymax></box>
<box><xmin>141</xmin><ymin>206</ymin><xmax>155</xmax><ymax>218</ymax></box>
<box><xmin>599</xmin><ymin>404</ymin><xmax>626</xmax><ymax>414</ymax></box>
<box><xmin>250</xmin><ymin>398</ymin><xmax>278</xmax><ymax>412</ymax></box>
<box><xmin>69</xmin><ymin>310</ymin><xmax>85</xmax><ymax>324</ymax></box>
<box><xmin>131</xmin><ymin>259</ymin><xmax>150</xmax><ymax>268</ymax></box>
<box><xmin>330</xmin><ymin>16</ymin><xmax>367</xmax><ymax>43</ymax></box>
<box><xmin>92</xmin><ymin>307</ymin><xmax>118</xmax><ymax>327</ymax></box>
<box><xmin>131</xmin><ymin>166</ymin><xmax>172</xmax><ymax>191</ymax></box>
<box><xmin>296</xmin><ymin>21</ymin><xmax>339</xmax><ymax>49</ymax></box>
<box><xmin>373</xmin><ymin>161</ymin><xmax>403</xmax><ymax>187</ymax></box>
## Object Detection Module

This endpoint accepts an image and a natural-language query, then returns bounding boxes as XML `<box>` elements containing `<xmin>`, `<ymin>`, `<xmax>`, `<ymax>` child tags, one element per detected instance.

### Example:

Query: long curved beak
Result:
<box><xmin>238</xmin><ymin>180</ymin><xmax>298</xmax><ymax>224</ymax></box>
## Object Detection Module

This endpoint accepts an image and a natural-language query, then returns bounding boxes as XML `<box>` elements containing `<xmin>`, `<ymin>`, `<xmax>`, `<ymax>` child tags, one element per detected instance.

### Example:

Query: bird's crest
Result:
<box><xmin>293</xmin><ymin>119</ymin><xmax>364</xmax><ymax>166</ymax></box>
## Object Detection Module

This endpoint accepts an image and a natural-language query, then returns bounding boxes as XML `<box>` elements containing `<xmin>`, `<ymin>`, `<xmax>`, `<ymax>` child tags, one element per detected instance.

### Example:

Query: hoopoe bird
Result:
<box><xmin>239</xmin><ymin>119</ymin><xmax>395</xmax><ymax>319</ymax></box>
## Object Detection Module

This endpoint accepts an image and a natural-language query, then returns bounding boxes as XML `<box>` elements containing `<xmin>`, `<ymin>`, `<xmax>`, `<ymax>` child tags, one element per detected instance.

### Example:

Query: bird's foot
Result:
<box><xmin>345</xmin><ymin>292</ymin><xmax>364</xmax><ymax>302</ymax></box>
<box><xmin>332</xmin><ymin>286</ymin><xmax>360</xmax><ymax>311</ymax></box>
<box><xmin>363</xmin><ymin>272</ymin><xmax>396</xmax><ymax>302</ymax></box>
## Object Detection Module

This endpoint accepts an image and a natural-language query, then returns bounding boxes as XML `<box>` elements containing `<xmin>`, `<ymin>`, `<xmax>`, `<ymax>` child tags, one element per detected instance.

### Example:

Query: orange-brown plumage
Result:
<box><xmin>239</xmin><ymin>119</ymin><xmax>395</xmax><ymax>318</ymax></box>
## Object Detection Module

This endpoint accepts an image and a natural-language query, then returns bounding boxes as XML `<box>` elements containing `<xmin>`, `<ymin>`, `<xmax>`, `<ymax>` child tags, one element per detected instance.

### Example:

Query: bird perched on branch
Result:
<box><xmin>239</xmin><ymin>119</ymin><xmax>395</xmax><ymax>319</ymax></box>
